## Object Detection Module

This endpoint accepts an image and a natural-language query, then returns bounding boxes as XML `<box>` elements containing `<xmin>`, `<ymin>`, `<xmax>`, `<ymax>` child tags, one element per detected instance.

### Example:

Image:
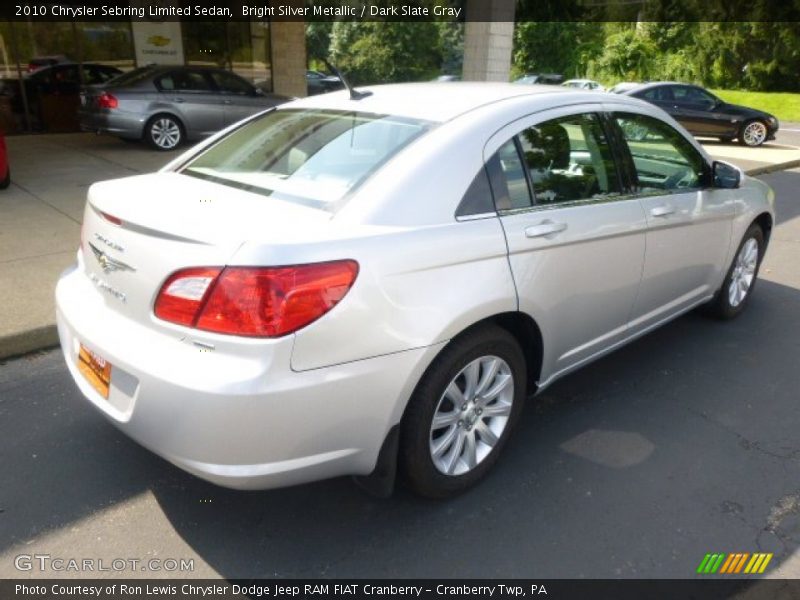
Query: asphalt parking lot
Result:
<box><xmin>0</xmin><ymin>168</ymin><xmax>798</xmax><ymax>580</ymax></box>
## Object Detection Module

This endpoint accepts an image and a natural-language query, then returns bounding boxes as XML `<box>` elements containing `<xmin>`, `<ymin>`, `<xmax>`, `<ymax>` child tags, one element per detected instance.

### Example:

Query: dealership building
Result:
<box><xmin>0</xmin><ymin>0</ymin><xmax>516</xmax><ymax>133</ymax></box>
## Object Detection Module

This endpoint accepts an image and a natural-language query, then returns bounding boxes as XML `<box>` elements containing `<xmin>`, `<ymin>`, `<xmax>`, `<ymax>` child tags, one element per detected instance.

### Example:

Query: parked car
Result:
<box><xmin>27</xmin><ymin>55</ymin><xmax>71</xmax><ymax>73</ymax></box>
<box><xmin>562</xmin><ymin>78</ymin><xmax>605</xmax><ymax>91</ymax></box>
<box><xmin>618</xmin><ymin>82</ymin><xmax>779</xmax><ymax>146</ymax></box>
<box><xmin>306</xmin><ymin>70</ymin><xmax>344</xmax><ymax>95</ymax></box>
<box><xmin>79</xmin><ymin>65</ymin><xmax>290</xmax><ymax>150</ymax></box>
<box><xmin>0</xmin><ymin>131</ymin><xmax>9</xmax><ymax>189</ymax></box>
<box><xmin>434</xmin><ymin>75</ymin><xmax>461</xmax><ymax>82</ymax></box>
<box><xmin>514</xmin><ymin>73</ymin><xmax>564</xmax><ymax>85</ymax></box>
<box><xmin>56</xmin><ymin>83</ymin><xmax>774</xmax><ymax>498</ymax></box>
<box><xmin>3</xmin><ymin>63</ymin><xmax>124</xmax><ymax>132</ymax></box>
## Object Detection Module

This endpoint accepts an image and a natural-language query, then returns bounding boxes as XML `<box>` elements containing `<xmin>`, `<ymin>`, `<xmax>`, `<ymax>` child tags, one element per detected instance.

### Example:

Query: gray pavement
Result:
<box><xmin>0</xmin><ymin>134</ymin><xmax>180</xmax><ymax>358</ymax></box>
<box><xmin>0</xmin><ymin>169</ymin><xmax>799</xmax><ymax>579</ymax></box>
<box><xmin>0</xmin><ymin>131</ymin><xmax>798</xmax><ymax>361</ymax></box>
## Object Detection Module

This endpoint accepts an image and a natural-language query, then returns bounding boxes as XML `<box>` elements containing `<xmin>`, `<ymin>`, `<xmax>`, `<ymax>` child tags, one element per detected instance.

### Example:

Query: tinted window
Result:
<box><xmin>182</xmin><ymin>109</ymin><xmax>430</xmax><ymax>209</ymax></box>
<box><xmin>641</xmin><ymin>87</ymin><xmax>673</xmax><ymax>102</ymax></box>
<box><xmin>85</xmin><ymin>66</ymin><xmax>119</xmax><ymax>85</ymax></box>
<box><xmin>456</xmin><ymin>167</ymin><xmax>495</xmax><ymax>217</ymax></box>
<box><xmin>672</xmin><ymin>86</ymin><xmax>716</xmax><ymax>106</ymax></box>
<box><xmin>210</xmin><ymin>70</ymin><xmax>253</xmax><ymax>95</ymax></box>
<box><xmin>157</xmin><ymin>70</ymin><xmax>212</xmax><ymax>92</ymax></box>
<box><xmin>517</xmin><ymin>113</ymin><xmax>620</xmax><ymax>205</ymax></box>
<box><xmin>490</xmin><ymin>139</ymin><xmax>531</xmax><ymax>210</ymax></box>
<box><xmin>106</xmin><ymin>66</ymin><xmax>158</xmax><ymax>87</ymax></box>
<box><xmin>614</xmin><ymin>113</ymin><xmax>707</xmax><ymax>192</ymax></box>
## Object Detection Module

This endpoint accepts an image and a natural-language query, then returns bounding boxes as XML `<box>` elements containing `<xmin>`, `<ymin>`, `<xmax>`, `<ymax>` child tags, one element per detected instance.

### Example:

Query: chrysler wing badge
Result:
<box><xmin>88</xmin><ymin>243</ymin><xmax>136</xmax><ymax>274</ymax></box>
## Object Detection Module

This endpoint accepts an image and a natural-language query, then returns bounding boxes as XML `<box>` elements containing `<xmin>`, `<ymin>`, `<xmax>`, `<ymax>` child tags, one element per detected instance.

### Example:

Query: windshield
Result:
<box><xmin>181</xmin><ymin>109</ymin><xmax>431</xmax><ymax>209</ymax></box>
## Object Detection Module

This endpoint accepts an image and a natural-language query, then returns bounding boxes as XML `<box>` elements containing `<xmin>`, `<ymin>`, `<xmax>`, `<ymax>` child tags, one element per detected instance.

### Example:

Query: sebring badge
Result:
<box><xmin>88</xmin><ymin>243</ymin><xmax>136</xmax><ymax>274</ymax></box>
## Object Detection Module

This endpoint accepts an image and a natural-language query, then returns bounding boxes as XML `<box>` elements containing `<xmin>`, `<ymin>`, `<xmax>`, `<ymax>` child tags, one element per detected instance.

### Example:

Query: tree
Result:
<box><xmin>329</xmin><ymin>22</ymin><xmax>441</xmax><ymax>85</ymax></box>
<box><xmin>513</xmin><ymin>22</ymin><xmax>604</xmax><ymax>79</ymax></box>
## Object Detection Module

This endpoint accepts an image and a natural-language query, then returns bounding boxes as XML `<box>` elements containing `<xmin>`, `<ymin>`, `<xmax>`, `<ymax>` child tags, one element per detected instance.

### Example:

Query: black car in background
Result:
<box><xmin>306</xmin><ymin>70</ymin><xmax>344</xmax><ymax>95</ymax></box>
<box><xmin>513</xmin><ymin>73</ymin><xmax>565</xmax><ymax>85</ymax></box>
<box><xmin>1</xmin><ymin>63</ymin><xmax>123</xmax><ymax>132</ymax></box>
<box><xmin>619</xmin><ymin>82</ymin><xmax>779</xmax><ymax>147</ymax></box>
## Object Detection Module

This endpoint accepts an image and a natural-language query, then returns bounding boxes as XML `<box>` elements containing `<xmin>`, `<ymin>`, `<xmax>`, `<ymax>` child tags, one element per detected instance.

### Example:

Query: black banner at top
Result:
<box><xmin>2</xmin><ymin>0</ymin><xmax>800</xmax><ymax>22</ymax></box>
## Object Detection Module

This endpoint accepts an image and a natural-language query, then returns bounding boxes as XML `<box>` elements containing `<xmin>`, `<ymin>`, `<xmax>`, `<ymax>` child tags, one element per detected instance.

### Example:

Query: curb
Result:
<box><xmin>745</xmin><ymin>158</ymin><xmax>800</xmax><ymax>176</ymax></box>
<box><xmin>1</xmin><ymin>160</ymin><xmax>798</xmax><ymax>363</ymax></box>
<box><xmin>0</xmin><ymin>324</ymin><xmax>59</xmax><ymax>362</ymax></box>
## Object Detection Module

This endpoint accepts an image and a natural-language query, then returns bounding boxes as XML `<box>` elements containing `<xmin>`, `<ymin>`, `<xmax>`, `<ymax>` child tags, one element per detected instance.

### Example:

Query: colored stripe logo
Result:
<box><xmin>697</xmin><ymin>553</ymin><xmax>773</xmax><ymax>574</ymax></box>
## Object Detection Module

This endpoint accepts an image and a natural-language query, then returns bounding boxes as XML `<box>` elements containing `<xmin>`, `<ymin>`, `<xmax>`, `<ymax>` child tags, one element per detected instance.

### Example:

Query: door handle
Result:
<box><xmin>222</xmin><ymin>99</ymin><xmax>232</xmax><ymax>105</ymax></box>
<box><xmin>172</xmin><ymin>97</ymin><xmax>185</xmax><ymax>103</ymax></box>
<box><xmin>651</xmin><ymin>205</ymin><xmax>675</xmax><ymax>218</ymax></box>
<box><xmin>525</xmin><ymin>221</ymin><xmax>568</xmax><ymax>238</ymax></box>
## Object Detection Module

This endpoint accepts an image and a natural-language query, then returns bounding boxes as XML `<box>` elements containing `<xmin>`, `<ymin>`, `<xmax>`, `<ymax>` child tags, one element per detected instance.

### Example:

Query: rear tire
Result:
<box><xmin>399</xmin><ymin>324</ymin><xmax>526</xmax><ymax>498</ymax></box>
<box><xmin>704</xmin><ymin>224</ymin><xmax>764</xmax><ymax>319</ymax></box>
<box><xmin>145</xmin><ymin>114</ymin><xmax>184</xmax><ymax>151</ymax></box>
<box><xmin>0</xmin><ymin>168</ymin><xmax>9</xmax><ymax>190</ymax></box>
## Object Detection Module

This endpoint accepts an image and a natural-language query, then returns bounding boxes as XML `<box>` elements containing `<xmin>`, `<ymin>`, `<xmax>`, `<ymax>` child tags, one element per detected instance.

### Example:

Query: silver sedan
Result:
<box><xmin>78</xmin><ymin>65</ymin><xmax>288</xmax><ymax>150</ymax></box>
<box><xmin>57</xmin><ymin>83</ymin><xmax>774</xmax><ymax>497</ymax></box>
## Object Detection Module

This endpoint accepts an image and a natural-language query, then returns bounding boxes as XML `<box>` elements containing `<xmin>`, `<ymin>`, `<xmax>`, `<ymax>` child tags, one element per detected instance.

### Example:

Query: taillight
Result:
<box><xmin>97</xmin><ymin>92</ymin><xmax>118</xmax><ymax>109</ymax></box>
<box><xmin>154</xmin><ymin>268</ymin><xmax>222</xmax><ymax>327</ymax></box>
<box><xmin>154</xmin><ymin>261</ymin><xmax>358</xmax><ymax>337</ymax></box>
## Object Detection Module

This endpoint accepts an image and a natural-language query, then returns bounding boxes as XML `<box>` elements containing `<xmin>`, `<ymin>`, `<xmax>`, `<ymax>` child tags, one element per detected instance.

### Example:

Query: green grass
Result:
<box><xmin>710</xmin><ymin>89</ymin><xmax>800</xmax><ymax>123</ymax></box>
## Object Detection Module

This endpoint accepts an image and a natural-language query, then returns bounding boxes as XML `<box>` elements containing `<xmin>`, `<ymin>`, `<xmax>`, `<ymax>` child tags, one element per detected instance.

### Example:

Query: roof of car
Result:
<box><xmin>623</xmin><ymin>81</ymin><xmax>703</xmax><ymax>94</ymax></box>
<box><xmin>286</xmin><ymin>82</ymin><xmax>620</xmax><ymax>123</ymax></box>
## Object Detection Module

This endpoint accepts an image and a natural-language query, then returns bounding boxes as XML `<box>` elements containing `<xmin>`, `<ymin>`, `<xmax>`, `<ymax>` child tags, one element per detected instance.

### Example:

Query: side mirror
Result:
<box><xmin>712</xmin><ymin>160</ymin><xmax>741</xmax><ymax>189</ymax></box>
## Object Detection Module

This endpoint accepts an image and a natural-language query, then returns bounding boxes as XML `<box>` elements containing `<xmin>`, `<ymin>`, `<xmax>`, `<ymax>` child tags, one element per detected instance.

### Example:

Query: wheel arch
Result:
<box><xmin>753</xmin><ymin>211</ymin><xmax>773</xmax><ymax>246</ymax></box>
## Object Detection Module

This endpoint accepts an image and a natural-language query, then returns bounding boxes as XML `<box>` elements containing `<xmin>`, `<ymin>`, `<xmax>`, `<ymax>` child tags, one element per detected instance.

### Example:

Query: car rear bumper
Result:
<box><xmin>78</xmin><ymin>109</ymin><xmax>145</xmax><ymax>139</ymax></box>
<box><xmin>55</xmin><ymin>260</ymin><xmax>440</xmax><ymax>490</ymax></box>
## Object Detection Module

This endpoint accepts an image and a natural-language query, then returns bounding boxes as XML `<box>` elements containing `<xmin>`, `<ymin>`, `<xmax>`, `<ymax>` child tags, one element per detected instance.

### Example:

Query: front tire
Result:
<box><xmin>0</xmin><ymin>168</ymin><xmax>9</xmax><ymax>189</ymax></box>
<box><xmin>399</xmin><ymin>324</ymin><xmax>526</xmax><ymax>498</ymax></box>
<box><xmin>145</xmin><ymin>115</ymin><xmax>184</xmax><ymax>151</ymax></box>
<box><xmin>739</xmin><ymin>120</ymin><xmax>768</xmax><ymax>147</ymax></box>
<box><xmin>705</xmin><ymin>224</ymin><xmax>764</xmax><ymax>319</ymax></box>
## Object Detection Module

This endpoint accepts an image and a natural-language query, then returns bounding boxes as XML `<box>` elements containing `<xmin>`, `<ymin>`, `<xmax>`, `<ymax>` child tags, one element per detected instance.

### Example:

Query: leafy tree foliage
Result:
<box><xmin>328</xmin><ymin>22</ymin><xmax>442</xmax><ymax>85</ymax></box>
<box><xmin>514</xmin><ymin>21</ymin><xmax>800</xmax><ymax>92</ymax></box>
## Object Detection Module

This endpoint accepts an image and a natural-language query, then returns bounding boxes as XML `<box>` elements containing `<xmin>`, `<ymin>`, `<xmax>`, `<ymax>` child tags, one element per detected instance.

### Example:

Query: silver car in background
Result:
<box><xmin>78</xmin><ymin>65</ymin><xmax>288</xmax><ymax>150</ymax></box>
<box><xmin>57</xmin><ymin>83</ymin><xmax>774</xmax><ymax>498</ymax></box>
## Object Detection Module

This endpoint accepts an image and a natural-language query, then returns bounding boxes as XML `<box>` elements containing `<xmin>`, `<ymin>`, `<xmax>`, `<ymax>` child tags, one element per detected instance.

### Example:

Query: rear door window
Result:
<box><xmin>516</xmin><ymin>113</ymin><xmax>621</xmax><ymax>205</ymax></box>
<box><xmin>157</xmin><ymin>70</ymin><xmax>213</xmax><ymax>93</ymax></box>
<box><xmin>210</xmin><ymin>71</ymin><xmax>253</xmax><ymax>95</ymax></box>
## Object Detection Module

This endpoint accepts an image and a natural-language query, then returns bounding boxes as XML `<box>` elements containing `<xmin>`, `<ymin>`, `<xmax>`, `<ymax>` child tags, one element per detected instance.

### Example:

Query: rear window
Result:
<box><xmin>105</xmin><ymin>66</ymin><xmax>158</xmax><ymax>87</ymax></box>
<box><xmin>181</xmin><ymin>109</ymin><xmax>431</xmax><ymax>209</ymax></box>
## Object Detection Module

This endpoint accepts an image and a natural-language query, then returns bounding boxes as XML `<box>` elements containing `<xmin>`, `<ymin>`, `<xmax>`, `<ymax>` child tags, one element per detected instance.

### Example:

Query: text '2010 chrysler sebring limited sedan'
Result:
<box><xmin>56</xmin><ymin>83</ymin><xmax>775</xmax><ymax>498</ymax></box>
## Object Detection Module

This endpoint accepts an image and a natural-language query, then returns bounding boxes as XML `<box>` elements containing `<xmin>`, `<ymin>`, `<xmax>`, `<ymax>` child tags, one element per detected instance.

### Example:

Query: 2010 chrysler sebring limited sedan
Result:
<box><xmin>56</xmin><ymin>83</ymin><xmax>775</xmax><ymax>498</ymax></box>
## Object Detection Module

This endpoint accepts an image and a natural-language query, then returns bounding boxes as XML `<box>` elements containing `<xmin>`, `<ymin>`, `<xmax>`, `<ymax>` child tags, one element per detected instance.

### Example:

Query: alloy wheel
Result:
<box><xmin>729</xmin><ymin>237</ymin><xmax>759</xmax><ymax>307</ymax></box>
<box><xmin>742</xmin><ymin>121</ymin><xmax>767</xmax><ymax>147</ymax></box>
<box><xmin>429</xmin><ymin>355</ymin><xmax>514</xmax><ymax>476</ymax></box>
<box><xmin>151</xmin><ymin>118</ymin><xmax>181</xmax><ymax>149</ymax></box>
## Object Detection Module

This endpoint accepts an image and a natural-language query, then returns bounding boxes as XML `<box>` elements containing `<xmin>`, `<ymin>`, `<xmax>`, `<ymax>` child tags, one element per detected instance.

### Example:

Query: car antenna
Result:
<box><xmin>323</xmin><ymin>59</ymin><xmax>372</xmax><ymax>101</ymax></box>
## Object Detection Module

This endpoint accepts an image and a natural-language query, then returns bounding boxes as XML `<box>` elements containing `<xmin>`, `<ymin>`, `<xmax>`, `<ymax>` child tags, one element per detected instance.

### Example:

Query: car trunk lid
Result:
<box><xmin>81</xmin><ymin>172</ymin><xmax>330</xmax><ymax>330</ymax></box>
